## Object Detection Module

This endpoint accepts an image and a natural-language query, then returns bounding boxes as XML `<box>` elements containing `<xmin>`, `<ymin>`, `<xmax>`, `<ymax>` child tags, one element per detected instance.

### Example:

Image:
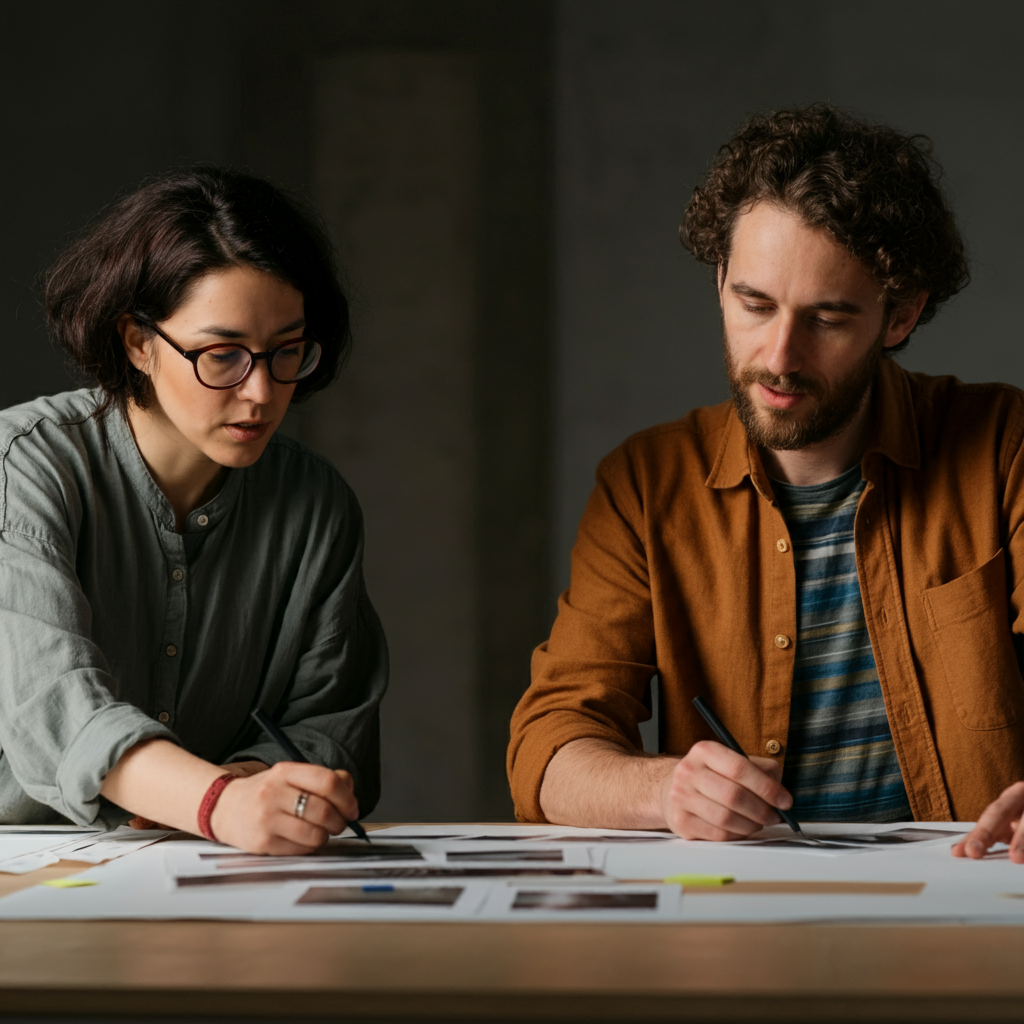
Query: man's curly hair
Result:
<box><xmin>681</xmin><ymin>103</ymin><xmax>969</xmax><ymax>350</ymax></box>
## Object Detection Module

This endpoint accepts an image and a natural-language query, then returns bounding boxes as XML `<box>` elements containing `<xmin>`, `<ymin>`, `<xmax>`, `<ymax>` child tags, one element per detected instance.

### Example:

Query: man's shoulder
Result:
<box><xmin>900</xmin><ymin>368</ymin><xmax>1024</xmax><ymax>442</ymax></box>
<box><xmin>599</xmin><ymin>399</ymin><xmax>734</xmax><ymax>470</ymax></box>
<box><xmin>903</xmin><ymin>368</ymin><xmax>1024</xmax><ymax>408</ymax></box>
<box><xmin>592</xmin><ymin>399</ymin><xmax>736</xmax><ymax>504</ymax></box>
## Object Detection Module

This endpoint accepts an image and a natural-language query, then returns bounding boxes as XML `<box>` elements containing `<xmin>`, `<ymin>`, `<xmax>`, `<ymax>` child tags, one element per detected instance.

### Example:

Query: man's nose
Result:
<box><xmin>762</xmin><ymin>314</ymin><xmax>803</xmax><ymax>378</ymax></box>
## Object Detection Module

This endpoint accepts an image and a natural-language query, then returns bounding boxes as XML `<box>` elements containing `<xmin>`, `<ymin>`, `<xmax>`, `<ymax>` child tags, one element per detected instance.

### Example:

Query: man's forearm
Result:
<box><xmin>538</xmin><ymin>737</ymin><xmax>678</xmax><ymax>829</ymax></box>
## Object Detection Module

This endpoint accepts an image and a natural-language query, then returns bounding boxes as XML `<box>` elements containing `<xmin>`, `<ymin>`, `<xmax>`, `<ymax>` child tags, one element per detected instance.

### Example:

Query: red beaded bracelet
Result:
<box><xmin>196</xmin><ymin>773</ymin><xmax>238</xmax><ymax>841</ymax></box>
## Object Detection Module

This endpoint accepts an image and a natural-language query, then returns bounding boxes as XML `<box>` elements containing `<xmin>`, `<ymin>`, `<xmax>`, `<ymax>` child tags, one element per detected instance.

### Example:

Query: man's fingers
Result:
<box><xmin>750</xmin><ymin>754</ymin><xmax>784</xmax><ymax>784</ymax></box>
<box><xmin>678</xmin><ymin>789</ymin><xmax>771</xmax><ymax>840</ymax></box>
<box><xmin>695</xmin><ymin>765</ymin><xmax>782</xmax><ymax>828</ymax></box>
<box><xmin>698</xmin><ymin>741</ymin><xmax>793</xmax><ymax>809</ymax></box>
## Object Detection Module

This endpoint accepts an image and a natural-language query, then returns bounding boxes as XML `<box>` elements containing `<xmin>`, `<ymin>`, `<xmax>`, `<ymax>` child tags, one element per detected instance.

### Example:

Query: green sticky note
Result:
<box><xmin>41</xmin><ymin>878</ymin><xmax>98</xmax><ymax>888</ymax></box>
<box><xmin>664</xmin><ymin>874</ymin><xmax>734</xmax><ymax>886</ymax></box>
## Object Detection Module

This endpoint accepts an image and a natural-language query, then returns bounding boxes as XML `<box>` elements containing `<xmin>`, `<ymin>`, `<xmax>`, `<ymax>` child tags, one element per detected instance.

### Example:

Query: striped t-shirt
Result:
<box><xmin>773</xmin><ymin>464</ymin><xmax>911</xmax><ymax>822</ymax></box>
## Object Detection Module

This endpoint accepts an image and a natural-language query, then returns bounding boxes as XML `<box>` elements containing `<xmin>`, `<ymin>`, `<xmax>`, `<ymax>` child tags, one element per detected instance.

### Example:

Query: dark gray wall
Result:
<box><xmin>0</xmin><ymin>0</ymin><xmax>242</xmax><ymax>409</ymax></box>
<box><xmin>553</xmin><ymin>0</ymin><xmax>1024</xmax><ymax>594</ymax></box>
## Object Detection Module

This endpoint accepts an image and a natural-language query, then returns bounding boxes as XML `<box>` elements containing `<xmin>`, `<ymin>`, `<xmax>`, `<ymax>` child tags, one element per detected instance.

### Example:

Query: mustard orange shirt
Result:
<box><xmin>508</xmin><ymin>360</ymin><xmax>1024</xmax><ymax>823</ymax></box>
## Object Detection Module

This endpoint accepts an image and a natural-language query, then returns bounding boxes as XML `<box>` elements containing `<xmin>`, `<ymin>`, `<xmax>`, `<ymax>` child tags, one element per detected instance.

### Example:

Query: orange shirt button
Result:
<box><xmin>774</xmin><ymin>634</ymin><xmax>791</xmax><ymax>649</ymax></box>
<box><xmin>765</xmin><ymin>739</ymin><xmax>782</xmax><ymax>755</ymax></box>
<box><xmin>776</xmin><ymin>539</ymin><xmax>789</xmax><ymax>553</ymax></box>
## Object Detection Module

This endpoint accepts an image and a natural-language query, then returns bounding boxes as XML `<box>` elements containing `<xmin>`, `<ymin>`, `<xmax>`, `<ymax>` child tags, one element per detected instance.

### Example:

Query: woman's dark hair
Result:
<box><xmin>681</xmin><ymin>103</ymin><xmax>970</xmax><ymax>350</ymax></box>
<box><xmin>45</xmin><ymin>165</ymin><xmax>349</xmax><ymax>411</ymax></box>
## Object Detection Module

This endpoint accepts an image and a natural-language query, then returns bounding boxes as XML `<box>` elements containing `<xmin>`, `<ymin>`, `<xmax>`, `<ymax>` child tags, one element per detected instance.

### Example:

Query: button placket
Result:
<box><xmin>156</xmin><ymin>532</ymin><xmax>188</xmax><ymax>726</ymax></box>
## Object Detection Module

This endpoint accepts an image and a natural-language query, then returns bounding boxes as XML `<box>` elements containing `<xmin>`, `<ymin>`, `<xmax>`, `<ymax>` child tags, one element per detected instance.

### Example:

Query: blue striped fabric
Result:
<box><xmin>773</xmin><ymin>464</ymin><xmax>911</xmax><ymax>822</ymax></box>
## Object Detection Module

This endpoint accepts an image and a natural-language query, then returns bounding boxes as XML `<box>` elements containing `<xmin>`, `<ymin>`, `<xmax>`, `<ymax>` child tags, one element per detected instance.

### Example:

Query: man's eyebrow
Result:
<box><xmin>195</xmin><ymin>318</ymin><xmax>307</xmax><ymax>339</ymax></box>
<box><xmin>729</xmin><ymin>282</ymin><xmax>863</xmax><ymax>315</ymax></box>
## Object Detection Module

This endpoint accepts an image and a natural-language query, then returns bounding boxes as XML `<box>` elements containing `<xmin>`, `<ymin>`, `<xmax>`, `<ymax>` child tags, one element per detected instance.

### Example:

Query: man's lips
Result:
<box><xmin>757</xmin><ymin>382</ymin><xmax>807</xmax><ymax>410</ymax></box>
<box><xmin>224</xmin><ymin>421</ymin><xmax>271</xmax><ymax>442</ymax></box>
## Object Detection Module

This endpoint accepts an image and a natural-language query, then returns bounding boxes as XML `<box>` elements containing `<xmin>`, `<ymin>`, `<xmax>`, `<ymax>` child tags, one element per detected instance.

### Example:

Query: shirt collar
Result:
<box><xmin>106</xmin><ymin>402</ymin><xmax>243</xmax><ymax>533</ymax></box>
<box><xmin>705</xmin><ymin>357</ymin><xmax>920</xmax><ymax>494</ymax></box>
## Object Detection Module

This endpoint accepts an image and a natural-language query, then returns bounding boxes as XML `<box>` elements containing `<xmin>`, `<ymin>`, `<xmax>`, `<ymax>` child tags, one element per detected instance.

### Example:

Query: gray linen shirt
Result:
<box><xmin>0</xmin><ymin>389</ymin><xmax>387</xmax><ymax>826</ymax></box>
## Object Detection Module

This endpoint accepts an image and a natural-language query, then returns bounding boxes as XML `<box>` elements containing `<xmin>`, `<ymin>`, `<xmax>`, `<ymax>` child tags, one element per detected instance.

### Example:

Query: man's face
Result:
<box><xmin>720</xmin><ymin>202</ymin><xmax>905</xmax><ymax>452</ymax></box>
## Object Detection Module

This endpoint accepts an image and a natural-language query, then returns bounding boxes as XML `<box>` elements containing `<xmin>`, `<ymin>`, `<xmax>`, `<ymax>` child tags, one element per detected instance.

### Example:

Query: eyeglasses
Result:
<box><xmin>135</xmin><ymin>318</ymin><xmax>322</xmax><ymax>390</ymax></box>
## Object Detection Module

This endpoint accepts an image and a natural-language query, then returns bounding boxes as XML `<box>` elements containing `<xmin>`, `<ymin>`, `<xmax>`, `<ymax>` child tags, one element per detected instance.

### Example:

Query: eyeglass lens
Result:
<box><xmin>196</xmin><ymin>340</ymin><xmax>321</xmax><ymax>388</ymax></box>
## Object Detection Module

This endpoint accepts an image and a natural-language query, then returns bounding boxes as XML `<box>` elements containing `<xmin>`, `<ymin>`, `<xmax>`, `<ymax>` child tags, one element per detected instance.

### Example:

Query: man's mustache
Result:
<box><xmin>738</xmin><ymin>367</ymin><xmax>824</xmax><ymax>400</ymax></box>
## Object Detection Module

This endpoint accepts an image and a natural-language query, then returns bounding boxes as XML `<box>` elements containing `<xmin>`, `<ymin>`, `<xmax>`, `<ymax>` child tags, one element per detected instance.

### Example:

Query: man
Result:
<box><xmin>508</xmin><ymin>103</ymin><xmax>1024</xmax><ymax>863</ymax></box>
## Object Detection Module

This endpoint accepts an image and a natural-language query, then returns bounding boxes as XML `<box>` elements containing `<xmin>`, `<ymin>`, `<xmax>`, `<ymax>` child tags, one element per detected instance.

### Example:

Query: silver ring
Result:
<box><xmin>293</xmin><ymin>791</ymin><xmax>309</xmax><ymax>819</ymax></box>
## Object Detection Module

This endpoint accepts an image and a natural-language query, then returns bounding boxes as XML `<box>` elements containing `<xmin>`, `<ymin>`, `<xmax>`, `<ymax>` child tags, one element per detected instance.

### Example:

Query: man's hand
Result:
<box><xmin>952</xmin><ymin>781</ymin><xmax>1024</xmax><ymax>864</ymax></box>
<box><xmin>209</xmin><ymin>762</ymin><xmax>360</xmax><ymax>855</ymax></box>
<box><xmin>538</xmin><ymin>735</ymin><xmax>792</xmax><ymax>837</ymax></box>
<box><xmin>661</xmin><ymin>740</ymin><xmax>791</xmax><ymax>840</ymax></box>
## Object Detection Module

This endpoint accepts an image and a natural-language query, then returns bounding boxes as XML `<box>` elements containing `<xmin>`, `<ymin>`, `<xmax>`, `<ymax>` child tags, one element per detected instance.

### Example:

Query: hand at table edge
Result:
<box><xmin>951</xmin><ymin>781</ymin><xmax>1024</xmax><ymax>863</ymax></box>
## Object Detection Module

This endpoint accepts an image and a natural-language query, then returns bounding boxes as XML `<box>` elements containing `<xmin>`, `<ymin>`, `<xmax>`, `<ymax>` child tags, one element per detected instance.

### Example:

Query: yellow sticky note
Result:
<box><xmin>41</xmin><ymin>878</ymin><xmax>98</xmax><ymax>888</ymax></box>
<box><xmin>664</xmin><ymin>874</ymin><xmax>734</xmax><ymax>886</ymax></box>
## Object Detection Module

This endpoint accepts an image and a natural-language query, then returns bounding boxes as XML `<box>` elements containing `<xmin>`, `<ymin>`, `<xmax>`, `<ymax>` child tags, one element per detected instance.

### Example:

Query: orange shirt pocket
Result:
<box><xmin>922</xmin><ymin>547</ymin><xmax>1021</xmax><ymax>731</ymax></box>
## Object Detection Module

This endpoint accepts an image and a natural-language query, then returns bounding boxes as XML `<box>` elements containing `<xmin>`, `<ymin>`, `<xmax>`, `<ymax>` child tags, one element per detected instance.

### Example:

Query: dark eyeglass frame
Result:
<box><xmin>133</xmin><ymin>317</ymin><xmax>322</xmax><ymax>390</ymax></box>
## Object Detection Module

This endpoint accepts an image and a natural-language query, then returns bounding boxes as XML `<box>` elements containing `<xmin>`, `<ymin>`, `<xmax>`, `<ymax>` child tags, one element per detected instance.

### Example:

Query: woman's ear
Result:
<box><xmin>119</xmin><ymin>315</ymin><xmax>153</xmax><ymax>373</ymax></box>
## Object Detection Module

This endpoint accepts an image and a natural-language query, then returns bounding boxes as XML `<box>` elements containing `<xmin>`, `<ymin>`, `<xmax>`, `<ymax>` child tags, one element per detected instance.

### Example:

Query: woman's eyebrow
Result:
<box><xmin>194</xmin><ymin>318</ymin><xmax>307</xmax><ymax>339</ymax></box>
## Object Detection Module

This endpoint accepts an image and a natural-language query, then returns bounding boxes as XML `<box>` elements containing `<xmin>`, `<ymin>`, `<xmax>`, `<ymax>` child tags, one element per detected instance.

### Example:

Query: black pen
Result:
<box><xmin>691</xmin><ymin>696</ymin><xmax>802</xmax><ymax>835</ymax></box>
<box><xmin>250</xmin><ymin>708</ymin><xmax>370</xmax><ymax>843</ymax></box>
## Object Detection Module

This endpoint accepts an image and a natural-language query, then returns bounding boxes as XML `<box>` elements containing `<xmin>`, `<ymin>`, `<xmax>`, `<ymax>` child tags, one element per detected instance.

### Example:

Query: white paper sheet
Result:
<box><xmin>1</xmin><ymin>822</ymin><xmax>1021</xmax><ymax>924</ymax></box>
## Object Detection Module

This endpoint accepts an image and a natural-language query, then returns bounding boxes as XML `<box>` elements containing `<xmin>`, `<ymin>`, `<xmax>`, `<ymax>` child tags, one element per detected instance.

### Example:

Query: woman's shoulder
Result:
<box><xmin>0</xmin><ymin>388</ymin><xmax>104</xmax><ymax>458</ymax></box>
<box><xmin>0</xmin><ymin>389</ymin><xmax>107</xmax><ymax>539</ymax></box>
<box><xmin>253</xmin><ymin>431</ymin><xmax>359</xmax><ymax>511</ymax></box>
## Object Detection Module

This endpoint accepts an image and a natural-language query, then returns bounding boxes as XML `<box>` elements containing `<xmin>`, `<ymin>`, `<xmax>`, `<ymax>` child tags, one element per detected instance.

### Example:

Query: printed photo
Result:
<box><xmin>512</xmin><ymin>889</ymin><xmax>659</xmax><ymax>911</ymax></box>
<box><xmin>297</xmin><ymin>885</ymin><xmax>463</xmax><ymax>907</ymax></box>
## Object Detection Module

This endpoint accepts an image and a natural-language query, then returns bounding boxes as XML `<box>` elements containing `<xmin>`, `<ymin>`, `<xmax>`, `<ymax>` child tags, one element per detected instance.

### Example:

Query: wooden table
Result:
<box><xmin>2</xmin><ymin>835</ymin><xmax>1023</xmax><ymax>1022</ymax></box>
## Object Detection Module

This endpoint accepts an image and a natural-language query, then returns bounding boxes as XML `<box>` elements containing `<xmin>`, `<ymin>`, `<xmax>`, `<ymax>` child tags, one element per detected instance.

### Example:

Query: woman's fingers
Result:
<box><xmin>208</xmin><ymin>761</ymin><xmax>360</xmax><ymax>854</ymax></box>
<box><xmin>275</xmin><ymin>762</ymin><xmax>359</xmax><ymax>822</ymax></box>
<box><xmin>952</xmin><ymin>781</ymin><xmax>1024</xmax><ymax>861</ymax></box>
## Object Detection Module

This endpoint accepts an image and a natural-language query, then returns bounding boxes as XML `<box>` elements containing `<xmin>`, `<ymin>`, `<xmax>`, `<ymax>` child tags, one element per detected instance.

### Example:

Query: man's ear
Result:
<box><xmin>883</xmin><ymin>291</ymin><xmax>930</xmax><ymax>349</ymax></box>
<box><xmin>717</xmin><ymin>261</ymin><xmax>726</xmax><ymax>306</ymax></box>
<box><xmin>119</xmin><ymin>315</ymin><xmax>152</xmax><ymax>373</ymax></box>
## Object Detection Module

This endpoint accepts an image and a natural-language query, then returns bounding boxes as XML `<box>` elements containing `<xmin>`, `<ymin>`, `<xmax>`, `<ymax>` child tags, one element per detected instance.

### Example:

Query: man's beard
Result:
<box><xmin>724</xmin><ymin>330</ymin><xmax>885</xmax><ymax>452</ymax></box>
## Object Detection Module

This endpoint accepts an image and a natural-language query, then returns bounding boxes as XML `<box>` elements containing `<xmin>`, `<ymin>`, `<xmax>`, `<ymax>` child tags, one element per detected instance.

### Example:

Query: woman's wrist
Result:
<box><xmin>196</xmin><ymin>773</ymin><xmax>239</xmax><ymax>841</ymax></box>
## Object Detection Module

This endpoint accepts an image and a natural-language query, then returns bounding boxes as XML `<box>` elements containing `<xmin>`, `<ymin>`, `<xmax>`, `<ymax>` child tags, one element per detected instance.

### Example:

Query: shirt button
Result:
<box><xmin>774</xmin><ymin>634</ymin><xmax>791</xmax><ymax>649</ymax></box>
<box><xmin>157</xmin><ymin>711</ymin><xmax>170</xmax><ymax>724</ymax></box>
<box><xmin>765</xmin><ymin>739</ymin><xmax>782</xmax><ymax>755</ymax></box>
<box><xmin>776</xmin><ymin>539</ymin><xmax>789</xmax><ymax>553</ymax></box>
<box><xmin>165</xmin><ymin>644</ymin><xmax>178</xmax><ymax>658</ymax></box>
<box><xmin>172</xmin><ymin>568</ymin><xmax>184</xmax><ymax>582</ymax></box>
<box><xmin>197</xmin><ymin>515</ymin><xmax>210</xmax><ymax>527</ymax></box>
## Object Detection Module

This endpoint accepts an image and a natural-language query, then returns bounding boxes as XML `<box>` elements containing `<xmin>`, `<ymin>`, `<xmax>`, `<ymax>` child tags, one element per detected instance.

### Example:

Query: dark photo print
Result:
<box><xmin>297</xmin><ymin>885</ymin><xmax>464</xmax><ymax>907</ymax></box>
<box><xmin>511</xmin><ymin>890</ymin><xmax>659</xmax><ymax>911</ymax></box>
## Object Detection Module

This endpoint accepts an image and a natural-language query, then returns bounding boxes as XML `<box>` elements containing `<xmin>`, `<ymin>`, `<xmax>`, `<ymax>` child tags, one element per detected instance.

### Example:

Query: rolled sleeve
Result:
<box><xmin>54</xmin><ymin>699</ymin><xmax>175</xmax><ymax>824</ymax></box>
<box><xmin>508</xmin><ymin>448</ymin><xmax>656</xmax><ymax>822</ymax></box>
<box><xmin>0</xmin><ymin>531</ymin><xmax>176</xmax><ymax>824</ymax></box>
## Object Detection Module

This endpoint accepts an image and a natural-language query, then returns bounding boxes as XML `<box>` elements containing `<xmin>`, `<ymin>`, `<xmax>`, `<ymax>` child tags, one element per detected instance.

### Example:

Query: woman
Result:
<box><xmin>0</xmin><ymin>167</ymin><xmax>387</xmax><ymax>854</ymax></box>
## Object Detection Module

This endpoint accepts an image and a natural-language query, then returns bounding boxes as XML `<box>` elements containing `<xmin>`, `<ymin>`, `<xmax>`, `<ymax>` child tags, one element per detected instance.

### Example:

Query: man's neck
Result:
<box><xmin>760</xmin><ymin>391</ymin><xmax>874</xmax><ymax>486</ymax></box>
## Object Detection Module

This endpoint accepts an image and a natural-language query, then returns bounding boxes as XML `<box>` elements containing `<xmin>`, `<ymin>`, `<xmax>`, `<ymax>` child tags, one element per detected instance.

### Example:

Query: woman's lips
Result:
<box><xmin>224</xmin><ymin>421</ymin><xmax>270</xmax><ymax>442</ymax></box>
<box><xmin>757</xmin><ymin>383</ymin><xmax>806</xmax><ymax>410</ymax></box>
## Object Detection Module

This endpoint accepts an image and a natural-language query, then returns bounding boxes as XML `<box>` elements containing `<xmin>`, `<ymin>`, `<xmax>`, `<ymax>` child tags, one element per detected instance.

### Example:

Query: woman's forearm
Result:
<box><xmin>100</xmin><ymin>738</ymin><xmax>223</xmax><ymax>833</ymax></box>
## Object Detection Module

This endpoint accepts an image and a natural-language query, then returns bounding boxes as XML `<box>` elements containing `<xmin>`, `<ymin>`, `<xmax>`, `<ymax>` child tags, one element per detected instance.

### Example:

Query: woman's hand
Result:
<box><xmin>952</xmin><ymin>781</ymin><xmax>1024</xmax><ymax>864</ymax></box>
<box><xmin>209</xmin><ymin>762</ymin><xmax>359</xmax><ymax>855</ymax></box>
<box><xmin>127</xmin><ymin>759</ymin><xmax>272</xmax><ymax>828</ymax></box>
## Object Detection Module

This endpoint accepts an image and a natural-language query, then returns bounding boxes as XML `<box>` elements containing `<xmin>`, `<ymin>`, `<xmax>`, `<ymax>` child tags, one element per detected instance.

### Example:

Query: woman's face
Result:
<box><xmin>123</xmin><ymin>265</ymin><xmax>305</xmax><ymax>471</ymax></box>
